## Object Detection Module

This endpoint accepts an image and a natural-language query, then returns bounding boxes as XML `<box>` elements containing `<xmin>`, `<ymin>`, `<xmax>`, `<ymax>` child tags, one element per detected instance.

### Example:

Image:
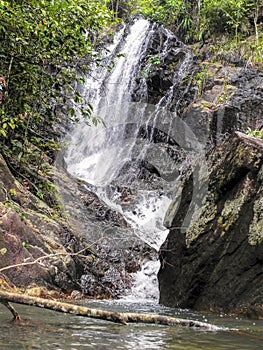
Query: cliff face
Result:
<box><xmin>135</xmin><ymin>26</ymin><xmax>263</xmax><ymax>316</ymax></box>
<box><xmin>132</xmin><ymin>26</ymin><xmax>263</xmax><ymax>145</ymax></box>
<box><xmin>158</xmin><ymin>132</ymin><xmax>263</xmax><ymax>317</ymax></box>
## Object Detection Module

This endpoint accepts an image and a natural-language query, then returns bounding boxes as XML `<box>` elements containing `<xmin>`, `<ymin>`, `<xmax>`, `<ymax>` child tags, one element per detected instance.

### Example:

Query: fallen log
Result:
<box><xmin>0</xmin><ymin>290</ymin><xmax>223</xmax><ymax>331</ymax></box>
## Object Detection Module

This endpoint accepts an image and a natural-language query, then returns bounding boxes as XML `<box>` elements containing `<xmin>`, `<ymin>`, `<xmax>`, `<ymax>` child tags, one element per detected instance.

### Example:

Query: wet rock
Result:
<box><xmin>52</xmin><ymin>158</ymin><xmax>156</xmax><ymax>298</ymax></box>
<box><xmin>158</xmin><ymin>132</ymin><xmax>263</xmax><ymax>317</ymax></box>
<box><xmin>135</xmin><ymin>30</ymin><xmax>263</xmax><ymax>147</ymax></box>
<box><xmin>132</xmin><ymin>26</ymin><xmax>192</xmax><ymax>106</ymax></box>
<box><xmin>182</xmin><ymin>64</ymin><xmax>263</xmax><ymax>146</ymax></box>
<box><xmin>0</xmin><ymin>152</ymin><xmax>154</xmax><ymax>298</ymax></box>
<box><xmin>0</xmin><ymin>154</ymin><xmax>79</xmax><ymax>292</ymax></box>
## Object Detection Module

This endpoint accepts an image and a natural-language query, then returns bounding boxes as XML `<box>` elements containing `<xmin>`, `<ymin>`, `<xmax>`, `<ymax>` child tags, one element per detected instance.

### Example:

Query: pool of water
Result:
<box><xmin>0</xmin><ymin>300</ymin><xmax>262</xmax><ymax>350</ymax></box>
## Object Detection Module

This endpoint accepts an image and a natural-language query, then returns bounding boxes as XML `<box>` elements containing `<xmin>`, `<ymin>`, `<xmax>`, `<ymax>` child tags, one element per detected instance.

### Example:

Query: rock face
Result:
<box><xmin>129</xmin><ymin>23</ymin><xmax>263</xmax><ymax>316</ymax></box>
<box><xmin>0</xmin><ymin>154</ymin><xmax>78</xmax><ymax>292</ymax></box>
<box><xmin>0</xmin><ymin>154</ymin><xmax>153</xmax><ymax>298</ymax></box>
<box><xmin>182</xmin><ymin>64</ymin><xmax>263</xmax><ymax>146</ymax></box>
<box><xmin>158</xmin><ymin>132</ymin><xmax>263</xmax><ymax>316</ymax></box>
<box><xmin>132</xmin><ymin>24</ymin><xmax>263</xmax><ymax>146</ymax></box>
<box><xmin>132</xmin><ymin>25</ymin><xmax>194</xmax><ymax>109</ymax></box>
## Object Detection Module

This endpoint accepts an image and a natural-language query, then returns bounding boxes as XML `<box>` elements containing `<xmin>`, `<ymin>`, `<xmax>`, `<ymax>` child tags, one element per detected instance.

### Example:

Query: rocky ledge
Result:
<box><xmin>158</xmin><ymin>132</ymin><xmax>263</xmax><ymax>318</ymax></box>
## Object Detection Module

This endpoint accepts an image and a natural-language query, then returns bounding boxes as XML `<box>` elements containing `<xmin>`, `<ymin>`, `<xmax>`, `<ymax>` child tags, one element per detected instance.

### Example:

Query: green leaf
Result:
<box><xmin>22</xmin><ymin>241</ymin><xmax>30</xmax><ymax>249</ymax></box>
<box><xmin>0</xmin><ymin>247</ymin><xmax>7</xmax><ymax>255</ymax></box>
<box><xmin>0</xmin><ymin>129</ymin><xmax>7</xmax><ymax>137</ymax></box>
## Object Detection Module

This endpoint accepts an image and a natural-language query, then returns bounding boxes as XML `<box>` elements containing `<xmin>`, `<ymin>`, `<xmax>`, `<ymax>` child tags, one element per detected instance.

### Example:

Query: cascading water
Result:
<box><xmin>64</xmin><ymin>18</ymin><xmax>194</xmax><ymax>302</ymax></box>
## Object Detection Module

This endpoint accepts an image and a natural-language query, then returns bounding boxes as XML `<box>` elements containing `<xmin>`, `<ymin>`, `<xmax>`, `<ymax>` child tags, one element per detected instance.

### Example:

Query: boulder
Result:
<box><xmin>158</xmin><ymin>132</ymin><xmax>263</xmax><ymax>317</ymax></box>
<box><xmin>0</xmin><ymin>154</ymin><xmax>79</xmax><ymax>292</ymax></box>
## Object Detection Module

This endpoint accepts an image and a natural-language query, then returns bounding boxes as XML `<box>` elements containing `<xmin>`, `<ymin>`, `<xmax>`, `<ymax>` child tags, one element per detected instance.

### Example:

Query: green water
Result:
<box><xmin>0</xmin><ymin>300</ymin><xmax>262</xmax><ymax>350</ymax></box>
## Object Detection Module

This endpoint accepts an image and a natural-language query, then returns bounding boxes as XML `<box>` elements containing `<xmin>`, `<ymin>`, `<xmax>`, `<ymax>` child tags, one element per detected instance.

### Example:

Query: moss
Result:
<box><xmin>248</xmin><ymin>194</ymin><xmax>263</xmax><ymax>245</ymax></box>
<box><xmin>185</xmin><ymin>164</ymin><xmax>257</xmax><ymax>247</ymax></box>
<box><xmin>220</xmin><ymin>230</ymin><xmax>225</xmax><ymax>237</ymax></box>
<box><xmin>248</xmin><ymin>166</ymin><xmax>263</xmax><ymax>245</ymax></box>
<box><xmin>217</xmin><ymin>216</ymin><xmax>223</xmax><ymax>225</ymax></box>
<box><xmin>185</xmin><ymin>202</ymin><xmax>217</xmax><ymax>246</ymax></box>
<box><xmin>222</xmin><ymin>173</ymin><xmax>252</xmax><ymax>214</ymax></box>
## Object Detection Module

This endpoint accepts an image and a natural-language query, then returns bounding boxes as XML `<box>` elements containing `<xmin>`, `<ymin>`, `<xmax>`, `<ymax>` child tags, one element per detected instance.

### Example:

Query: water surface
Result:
<box><xmin>0</xmin><ymin>300</ymin><xmax>262</xmax><ymax>350</ymax></box>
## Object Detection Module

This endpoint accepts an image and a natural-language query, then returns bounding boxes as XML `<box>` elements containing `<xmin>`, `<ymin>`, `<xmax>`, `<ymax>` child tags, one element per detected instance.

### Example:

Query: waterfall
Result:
<box><xmin>64</xmin><ymin>18</ymin><xmax>194</xmax><ymax>302</ymax></box>
<box><xmin>66</xmin><ymin>19</ymin><xmax>151</xmax><ymax>187</ymax></box>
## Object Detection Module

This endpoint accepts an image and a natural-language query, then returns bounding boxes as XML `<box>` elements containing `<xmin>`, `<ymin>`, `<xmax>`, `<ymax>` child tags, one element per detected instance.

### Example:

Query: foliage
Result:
<box><xmin>192</xmin><ymin>63</ymin><xmax>210</xmax><ymax>98</ymax></box>
<box><xmin>129</xmin><ymin>0</ymin><xmax>262</xmax><ymax>74</ymax></box>
<box><xmin>107</xmin><ymin>0</ymin><xmax>135</xmax><ymax>19</ymax></box>
<box><xmin>134</xmin><ymin>1</ymin><xmax>262</xmax><ymax>44</ymax></box>
<box><xmin>0</xmin><ymin>0</ymin><xmax>114</xmax><ymax>204</ymax></box>
<box><xmin>136</xmin><ymin>0</ymin><xmax>195</xmax><ymax>41</ymax></box>
<box><xmin>140</xmin><ymin>54</ymin><xmax>162</xmax><ymax>78</ymax></box>
<box><xmin>201</xmin><ymin>0</ymin><xmax>254</xmax><ymax>42</ymax></box>
<box><xmin>246</xmin><ymin>128</ymin><xmax>263</xmax><ymax>139</ymax></box>
<box><xmin>147</xmin><ymin>54</ymin><xmax>161</xmax><ymax>65</ymax></box>
<box><xmin>0</xmin><ymin>0</ymin><xmax>113</xmax><ymax>140</ymax></box>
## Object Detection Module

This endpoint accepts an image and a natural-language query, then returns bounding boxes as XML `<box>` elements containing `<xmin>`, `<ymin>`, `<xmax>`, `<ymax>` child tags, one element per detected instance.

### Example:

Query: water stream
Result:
<box><xmin>0</xmin><ymin>303</ymin><xmax>262</xmax><ymax>350</ymax></box>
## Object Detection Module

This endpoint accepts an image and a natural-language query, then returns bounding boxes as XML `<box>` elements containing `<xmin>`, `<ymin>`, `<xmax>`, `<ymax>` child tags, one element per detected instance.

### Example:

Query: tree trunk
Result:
<box><xmin>0</xmin><ymin>290</ymin><xmax>222</xmax><ymax>330</ymax></box>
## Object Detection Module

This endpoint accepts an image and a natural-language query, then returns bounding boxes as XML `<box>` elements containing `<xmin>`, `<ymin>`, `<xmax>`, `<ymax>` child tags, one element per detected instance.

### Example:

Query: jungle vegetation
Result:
<box><xmin>0</xmin><ymin>0</ymin><xmax>114</xmax><ymax>203</ymax></box>
<box><xmin>111</xmin><ymin>0</ymin><xmax>262</xmax><ymax>43</ymax></box>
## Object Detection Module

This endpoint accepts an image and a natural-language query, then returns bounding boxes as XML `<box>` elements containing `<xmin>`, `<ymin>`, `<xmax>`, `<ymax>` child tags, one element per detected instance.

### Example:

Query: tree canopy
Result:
<box><xmin>109</xmin><ymin>1</ymin><xmax>262</xmax><ymax>43</ymax></box>
<box><xmin>0</xmin><ymin>0</ymin><xmax>113</xmax><ymax>151</ymax></box>
<box><xmin>0</xmin><ymin>0</ymin><xmax>116</xmax><ymax>201</ymax></box>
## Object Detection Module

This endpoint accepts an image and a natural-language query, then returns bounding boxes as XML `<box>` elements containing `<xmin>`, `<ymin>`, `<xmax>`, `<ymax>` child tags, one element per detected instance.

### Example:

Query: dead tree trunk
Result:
<box><xmin>0</xmin><ymin>290</ymin><xmax>223</xmax><ymax>330</ymax></box>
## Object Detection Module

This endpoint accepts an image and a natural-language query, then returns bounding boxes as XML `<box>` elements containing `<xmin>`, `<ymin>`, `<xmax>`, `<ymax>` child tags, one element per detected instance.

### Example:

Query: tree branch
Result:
<box><xmin>0</xmin><ymin>242</ymin><xmax>100</xmax><ymax>273</ymax></box>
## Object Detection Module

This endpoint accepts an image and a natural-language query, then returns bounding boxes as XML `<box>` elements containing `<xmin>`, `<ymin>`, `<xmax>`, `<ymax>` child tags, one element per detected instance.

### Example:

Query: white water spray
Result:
<box><xmin>65</xmin><ymin>18</ymin><xmax>193</xmax><ymax>302</ymax></box>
